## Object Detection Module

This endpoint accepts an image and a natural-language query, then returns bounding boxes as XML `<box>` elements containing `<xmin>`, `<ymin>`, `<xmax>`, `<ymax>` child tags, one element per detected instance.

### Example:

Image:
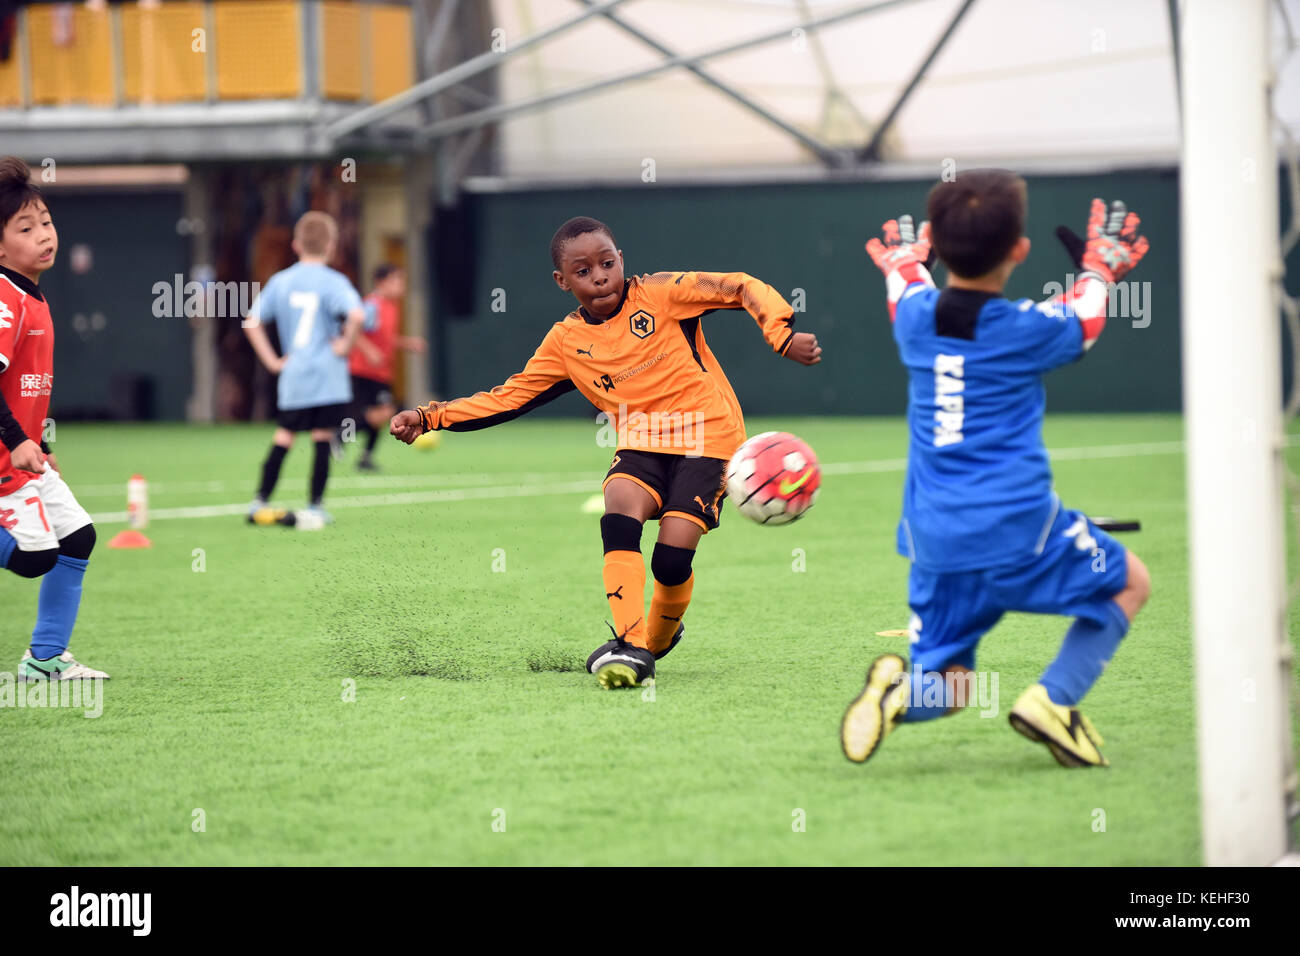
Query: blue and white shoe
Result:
<box><xmin>20</xmin><ymin>649</ymin><xmax>110</xmax><ymax>681</ymax></box>
<box><xmin>297</xmin><ymin>506</ymin><xmax>334</xmax><ymax>529</ymax></box>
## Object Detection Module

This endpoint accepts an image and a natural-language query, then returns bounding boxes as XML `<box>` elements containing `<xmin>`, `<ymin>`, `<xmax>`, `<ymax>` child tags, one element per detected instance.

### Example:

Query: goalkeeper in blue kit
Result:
<box><xmin>842</xmin><ymin>169</ymin><xmax>1152</xmax><ymax>768</ymax></box>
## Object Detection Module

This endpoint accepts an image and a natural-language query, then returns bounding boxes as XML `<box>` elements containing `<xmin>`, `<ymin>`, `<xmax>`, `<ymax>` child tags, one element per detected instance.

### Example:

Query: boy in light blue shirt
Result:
<box><xmin>243</xmin><ymin>211</ymin><xmax>365</xmax><ymax>524</ymax></box>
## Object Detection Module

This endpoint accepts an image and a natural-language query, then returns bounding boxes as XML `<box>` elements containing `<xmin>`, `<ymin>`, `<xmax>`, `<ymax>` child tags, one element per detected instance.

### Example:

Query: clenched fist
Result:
<box><xmin>390</xmin><ymin>409</ymin><xmax>425</xmax><ymax>444</ymax></box>
<box><xmin>784</xmin><ymin>332</ymin><xmax>822</xmax><ymax>366</ymax></box>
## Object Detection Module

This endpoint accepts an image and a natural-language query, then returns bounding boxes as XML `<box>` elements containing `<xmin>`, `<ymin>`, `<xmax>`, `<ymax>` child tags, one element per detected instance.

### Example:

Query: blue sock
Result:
<box><xmin>1040</xmin><ymin>601</ymin><xmax>1130</xmax><ymax>707</ymax></box>
<box><xmin>0</xmin><ymin>528</ymin><xmax>14</xmax><ymax>570</ymax></box>
<box><xmin>900</xmin><ymin>669</ymin><xmax>956</xmax><ymax>723</ymax></box>
<box><xmin>30</xmin><ymin>555</ymin><xmax>89</xmax><ymax>659</ymax></box>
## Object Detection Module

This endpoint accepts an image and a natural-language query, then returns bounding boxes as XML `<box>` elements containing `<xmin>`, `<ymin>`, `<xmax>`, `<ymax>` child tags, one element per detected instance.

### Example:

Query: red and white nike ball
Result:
<box><xmin>725</xmin><ymin>431</ymin><xmax>821</xmax><ymax>526</ymax></box>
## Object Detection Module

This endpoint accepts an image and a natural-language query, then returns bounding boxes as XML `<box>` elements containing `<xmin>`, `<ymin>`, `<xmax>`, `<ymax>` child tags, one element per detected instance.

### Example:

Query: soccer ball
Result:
<box><xmin>725</xmin><ymin>431</ymin><xmax>821</xmax><ymax>526</ymax></box>
<box><xmin>413</xmin><ymin>431</ymin><xmax>441</xmax><ymax>450</ymax></box>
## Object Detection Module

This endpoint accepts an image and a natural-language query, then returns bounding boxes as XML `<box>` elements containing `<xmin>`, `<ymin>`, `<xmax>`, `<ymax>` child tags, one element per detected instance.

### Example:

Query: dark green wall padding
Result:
<box><xmin>33</xmin><ymin>170</ymin><xmax>1299</xmax><ymax>422</ymax></box>
<box><xmin>36</xmin><ymin>191</ymin><xmax>191</xmax><ymax>421</ymax></box>
<box><xmin>435</xmin><ymin>168</ymin><xmax>1295</xmax><ymax>420</ymax></box>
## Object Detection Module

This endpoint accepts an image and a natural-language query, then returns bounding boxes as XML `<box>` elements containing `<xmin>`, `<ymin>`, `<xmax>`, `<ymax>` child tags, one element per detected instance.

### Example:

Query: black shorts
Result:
<box><xmin>604</xmin><ymin>450</ymin><xmax>729</xmax><ymax>532</ymax></box>
<box><xmin>351</xmin><ymin>375</ymin><xmax>394</xmax><ymax>410</ymax></box>
<box><xmin>275</xmin><ymin>403</ymin><xmax>349</xmax><ymax>432</ymax></box>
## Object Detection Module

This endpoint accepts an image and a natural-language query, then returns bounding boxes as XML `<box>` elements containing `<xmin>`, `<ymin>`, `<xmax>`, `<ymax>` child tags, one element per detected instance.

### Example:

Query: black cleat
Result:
<box><xmin>654</xmin><ymin>622</ymin><xmax>685</xmax><ymax>660</ymax></box>
<box><xmin>586</xmin><ymin>640</ymin><xmax>655</xmax><ymax>689</ymax></box>
<box><xmin>585</xmin><ymin>638</ymin><xmax>620</xmax><ymax>674</ymax></box>
<box><xmin>585</xmin><ymin>625</ymin><xmax>682</xmax><ymax>669</ymax></box>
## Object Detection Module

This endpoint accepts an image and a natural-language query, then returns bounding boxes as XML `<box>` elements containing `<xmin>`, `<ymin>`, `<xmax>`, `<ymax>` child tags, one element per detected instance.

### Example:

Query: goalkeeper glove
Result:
<box><xmin>1055</xmin><ymin>198</ymin><xmax>1150</xmax><ymax>283</ymax></box>
<box><xmin>865</xmin><ymin>215</ymin><xmax>935</xmax><ymax>320</ymax></box>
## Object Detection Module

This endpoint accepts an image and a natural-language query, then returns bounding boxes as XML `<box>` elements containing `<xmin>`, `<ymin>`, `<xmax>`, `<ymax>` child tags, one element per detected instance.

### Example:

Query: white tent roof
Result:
<box><xmin>486</xmin><ymin>0</ymin><xmax>1300</xmax><ymax>179</ymax></box>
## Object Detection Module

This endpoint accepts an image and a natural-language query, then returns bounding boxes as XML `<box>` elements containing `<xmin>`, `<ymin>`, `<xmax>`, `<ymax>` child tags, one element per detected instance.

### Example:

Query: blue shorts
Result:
<box><xmin>905</xmin><ymin>505</ymin><xmax>1128</xmax><ymax>675</ymax></box>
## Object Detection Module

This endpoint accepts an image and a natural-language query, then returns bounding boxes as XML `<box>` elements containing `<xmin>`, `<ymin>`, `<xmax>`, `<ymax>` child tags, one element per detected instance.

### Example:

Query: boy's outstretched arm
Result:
<box><xmin>1043</xmin><ymin>198</ymin><xmax>1149</xmax><ymax>352</ymax></box>
<box><xmin>652</xmin><ymin>270</ymin><xmax>821</xmax><ymax>365</ymax></box>
<box><xmin>865</xmin><ymin>214</ymin><xmax>935</xmax><ymax>321</ymax></box>
<box><xmin>390</xmin><ymin>326</ymin><xmax>573</xmax><ymax>444</ymax></box>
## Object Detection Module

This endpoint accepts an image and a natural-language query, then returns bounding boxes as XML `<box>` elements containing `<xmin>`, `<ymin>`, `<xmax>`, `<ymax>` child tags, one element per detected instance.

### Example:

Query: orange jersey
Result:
<box><xmin>416</xmin><ymin>271</ymin><xmax>796</xmax><ymax>460</ymax></box>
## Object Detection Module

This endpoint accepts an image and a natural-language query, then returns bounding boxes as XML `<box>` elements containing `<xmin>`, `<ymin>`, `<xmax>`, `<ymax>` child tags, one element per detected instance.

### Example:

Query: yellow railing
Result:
<box><xmin>122</xmin><ymin>1</ymin><xmax>208</xmax><ymax>103</ymax></box>
<box><xmin>215</xmin><ymin>0</ymin><xmax>302</xmax><ymax>100</ymax></box>
<box><xmin>0</xmin><ymin>0</ymin><xmax>413</xmax><ymax>108</ymax></box>
<box><xmin>29</xmin><ymin>3</ymin><xmax>115</xmax><ymax>106</ymax></box>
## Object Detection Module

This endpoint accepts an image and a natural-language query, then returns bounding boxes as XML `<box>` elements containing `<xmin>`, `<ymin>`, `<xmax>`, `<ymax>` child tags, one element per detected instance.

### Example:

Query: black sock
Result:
<box><xmin>311</xmin><ymin>440</ymin><xmax>330</xmax><ymax>505</ymax></box>
<box><xmin>363</xmin><ymin>423</ymin><xmax>379</xmax><ymax>455</ymax></box>
<box><xmin>258</xmin><ymin>444</ymin><xmax>289</xmax><ymax>500</ymax></box>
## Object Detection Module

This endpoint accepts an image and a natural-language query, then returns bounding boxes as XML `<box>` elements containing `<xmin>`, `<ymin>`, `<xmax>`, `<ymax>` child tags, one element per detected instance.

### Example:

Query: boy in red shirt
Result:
<box><xmin>349</xmin><ymin>264</ymin><xmax>425</xmax><ymax>471</ymax></box>
<box><xmin>0</xmin><ymin>156</ymin><xmax>107</xmax><ymax>681</ymax></box>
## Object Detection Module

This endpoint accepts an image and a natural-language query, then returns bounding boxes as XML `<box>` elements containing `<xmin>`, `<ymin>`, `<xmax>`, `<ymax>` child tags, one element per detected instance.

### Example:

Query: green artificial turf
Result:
<box><xmin>1</xmin><ymin>414</ymin><xmax>1296</xmax><ymax>864</ymax></box>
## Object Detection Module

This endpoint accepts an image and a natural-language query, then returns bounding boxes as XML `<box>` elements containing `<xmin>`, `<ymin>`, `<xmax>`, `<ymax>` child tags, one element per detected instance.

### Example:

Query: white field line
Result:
<box><xmin>72</xmin><ymin>469</ymin><xmax>600</xmax><ymax>498</ymax></box>
<box><xmin>89</xmin><ymin>479</ymin><xmax>602</xmax><ymax>523</ymax></box>
<box><xmin>87</xmin><ymin>438</ymin><xmax>1196</xmax><ymax>525</ymax></box>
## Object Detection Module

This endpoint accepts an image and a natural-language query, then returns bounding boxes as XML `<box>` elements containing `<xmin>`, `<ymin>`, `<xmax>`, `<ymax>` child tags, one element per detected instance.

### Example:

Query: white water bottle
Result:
<box><xmin>127</xmin><ymin>474</ymin><xmax>148</xmax><ymax>530</ymax></box>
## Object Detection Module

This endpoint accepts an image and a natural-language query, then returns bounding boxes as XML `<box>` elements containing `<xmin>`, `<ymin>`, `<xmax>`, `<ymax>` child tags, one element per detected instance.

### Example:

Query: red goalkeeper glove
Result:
<box><xmin>1055</xmin><ymin>198</ymin><xmax>1150</xmax><ymax>283</ymax></box>
<box><xmin>865</xmin><ymin>215</ymin><xmax>935</xmax><ymax>321</ymax></box>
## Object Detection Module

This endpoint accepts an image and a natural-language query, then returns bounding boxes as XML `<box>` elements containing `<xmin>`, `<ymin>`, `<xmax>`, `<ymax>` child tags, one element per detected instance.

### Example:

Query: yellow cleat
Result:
<box><xmin>840</xmin><ymin>653</ymin><xmax>909</xmax><ymax>763</ymax></box>
<box><xmin>248</xmin><ymin>506</ymin><xmax>289</xmax><ymax>526</ymax></box>
<box><xmin>1008</xmin><ymin>684</ymin><xmax>1110</xmax><ymax>768</ymax></box>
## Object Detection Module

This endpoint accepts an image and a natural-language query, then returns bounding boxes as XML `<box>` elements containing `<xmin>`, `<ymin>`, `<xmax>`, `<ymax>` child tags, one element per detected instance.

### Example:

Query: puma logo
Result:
<box><xmin>576</xmin><ymin>344</ymin><xmax>595</xmax><ymax>357</ymax></box>
<box><xmin>606</xmin><ymin>585</ymin><xmax>624</xmax><ymax>600</ymax></box>
<box><xmin>693</xmin><ymin>495</ymin><xmax>719</xmax><ymax>518</ymax></box>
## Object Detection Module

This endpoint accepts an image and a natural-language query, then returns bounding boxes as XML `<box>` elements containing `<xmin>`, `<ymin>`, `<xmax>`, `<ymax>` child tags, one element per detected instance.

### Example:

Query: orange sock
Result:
<box><xmin>602</xmin><ymin>550</ymin><xmax>647</xmax><ymax>648</ymax></box>
<box><xmin>647</xmin><ymin>573</ymin><xmax>694</xmax><ymax>654</ymax></box>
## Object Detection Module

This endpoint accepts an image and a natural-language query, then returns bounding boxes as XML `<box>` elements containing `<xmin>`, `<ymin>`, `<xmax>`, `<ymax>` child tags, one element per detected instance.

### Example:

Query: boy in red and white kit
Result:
<box><xmin>348</xmin><ymin>264</ymin><xmax>425</xmax><ymax>471</ymax></box>
<box><xmin>0</xmin><ymin>156</ymin><xmax>107</xmax><ymax>681</ymax></box>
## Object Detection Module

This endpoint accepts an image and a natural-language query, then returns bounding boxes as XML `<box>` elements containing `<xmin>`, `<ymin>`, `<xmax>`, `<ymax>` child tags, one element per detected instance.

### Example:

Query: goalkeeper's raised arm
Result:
<box><xmin>865</xmin><ymin>214</ymin><xmax>936</xmax><ymax>322</ymax></box>
<box><xmin>1041</xmin><ymin>198</ymin><xmax>1150</xmax><ymax>353</ymax></box>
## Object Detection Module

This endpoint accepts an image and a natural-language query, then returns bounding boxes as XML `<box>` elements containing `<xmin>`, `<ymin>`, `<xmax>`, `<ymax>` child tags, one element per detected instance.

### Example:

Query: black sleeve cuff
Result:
<box><xmin>0</xmin><ymin>389</ymin><xmax>28</xmax><ymax>452</ymax></box>
<box><xmin>778</xmin><ymin>326</ymin><xmax>796</xmax><ymax>355</ymax></box>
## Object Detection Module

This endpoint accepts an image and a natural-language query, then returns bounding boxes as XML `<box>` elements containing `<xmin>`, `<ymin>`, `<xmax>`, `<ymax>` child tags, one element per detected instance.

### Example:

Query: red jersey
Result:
<box><xmin>349</xmin><ymin>293</ymin><xmax>398</xmax><ymax>383</ymax></box>
<box><xmin>0</xmin><ymin>268</ymin><xmax>53</xmax><ymax>494</ymax></box>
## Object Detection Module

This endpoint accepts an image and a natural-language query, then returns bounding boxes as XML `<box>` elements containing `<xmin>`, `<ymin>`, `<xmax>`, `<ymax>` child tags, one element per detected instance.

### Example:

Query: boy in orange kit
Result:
<box><xmin>391</xmin><ymin>216</ymin><xmax>821</xmax><ymax>688</ymax></box>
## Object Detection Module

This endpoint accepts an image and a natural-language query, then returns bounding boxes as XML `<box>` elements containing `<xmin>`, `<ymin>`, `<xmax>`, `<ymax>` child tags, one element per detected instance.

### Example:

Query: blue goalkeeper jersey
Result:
<box><xmin>893</xmin><ymin>284</ymin><xmax>1086</xmax><ymax>572</ymax></box>
<box><xmin>248</xmin><ymin>262</ymin><xmax>363</xmax><ymax>411</ymax></box>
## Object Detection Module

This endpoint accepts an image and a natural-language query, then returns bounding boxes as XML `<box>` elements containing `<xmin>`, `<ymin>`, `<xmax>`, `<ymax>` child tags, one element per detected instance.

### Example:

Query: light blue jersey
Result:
<box><xmin>893</xmin><ymin>285</ymin><xmax>1084</xmax><ymax>572</ymax></box>
<box><xmin>249</xmin><ymin>262</ymin><xmax>363</xmax><ymax>411</ymax></box>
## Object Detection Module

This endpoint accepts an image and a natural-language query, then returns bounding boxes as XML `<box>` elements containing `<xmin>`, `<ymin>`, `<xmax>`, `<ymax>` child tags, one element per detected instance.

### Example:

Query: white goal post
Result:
<box><xmin>1182</xmin><ymin>0</ymin><xmax>1294</xmax><ymax>866</ymax></box>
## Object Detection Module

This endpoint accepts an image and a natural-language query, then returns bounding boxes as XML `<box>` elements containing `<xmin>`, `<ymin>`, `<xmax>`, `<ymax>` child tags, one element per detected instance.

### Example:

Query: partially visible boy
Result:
<box><xmin>842</xmin><ymin>170</ymin><xmax>1152</xmax><ymax>768</ymax></box>
<box><xmin>244</xmin><ymin>211</ymin><xmax>365</xmax><ymax>524</ymax></box>
<box><xmin>348</xmin><ymin>264</ymin><xmax>426</xmax><ymax>472</ymax></box>
<box><xmin>0</xmin><ymin>156</ymin><xmax>107</xmax><ymax>680</ymax></box>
